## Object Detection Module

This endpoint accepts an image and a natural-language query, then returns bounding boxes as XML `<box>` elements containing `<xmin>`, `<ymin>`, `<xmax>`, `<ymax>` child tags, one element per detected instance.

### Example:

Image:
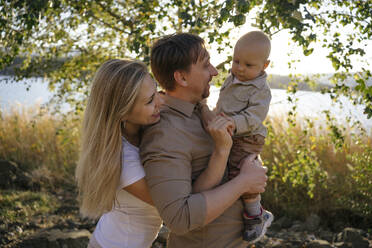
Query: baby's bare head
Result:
<box><xmin>235</xmin><ymin>31</ymin><xmax>271</xmax><ymax>62</ymax></box>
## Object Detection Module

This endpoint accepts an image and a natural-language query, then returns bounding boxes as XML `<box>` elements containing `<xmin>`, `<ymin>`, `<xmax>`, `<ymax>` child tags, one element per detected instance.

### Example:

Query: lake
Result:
<box><xmin>1</xmin><ymin>76</ymin><xmax>371</xmax><ymax>131</ymax></box>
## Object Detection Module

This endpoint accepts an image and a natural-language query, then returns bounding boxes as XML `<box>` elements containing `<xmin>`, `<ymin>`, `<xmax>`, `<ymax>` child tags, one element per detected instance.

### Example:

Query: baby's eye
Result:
<box><xmin>246</xmin><ymin>64</ymin><xmax>251</xmax><ymax>67</ymax></box>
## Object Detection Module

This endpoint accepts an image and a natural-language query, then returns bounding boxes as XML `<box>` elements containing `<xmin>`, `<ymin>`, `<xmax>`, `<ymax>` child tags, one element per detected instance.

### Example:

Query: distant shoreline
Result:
<box><xmin>1</xmin><ymin>57</ymin><xmax>370</xmax><ymax>92</ymax></box>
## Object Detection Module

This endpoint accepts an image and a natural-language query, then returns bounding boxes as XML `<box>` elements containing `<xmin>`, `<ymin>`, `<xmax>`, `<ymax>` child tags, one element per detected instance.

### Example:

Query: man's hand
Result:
<box><xmin>236</xmin><ymin>154</ymin><xmax>268</xmax><ymax>194</ymax></box>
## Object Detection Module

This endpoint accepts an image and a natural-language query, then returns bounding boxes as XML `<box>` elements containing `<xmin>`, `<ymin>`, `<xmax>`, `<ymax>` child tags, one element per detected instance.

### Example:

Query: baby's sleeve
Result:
<box><xmin>232</xmin><ymin>86</ymin><xmax>272</xmax><ymax>135</ymax></box>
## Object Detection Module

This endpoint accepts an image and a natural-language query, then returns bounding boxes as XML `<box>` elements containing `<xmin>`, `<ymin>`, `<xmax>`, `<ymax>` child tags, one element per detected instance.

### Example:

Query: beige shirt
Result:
<box><xmin>216</xmin><ymin>72</ymin><xmax>271</xmax><ymax>137</ymax></box>
<box><xmin>140</xmin><ymin>95</ymin><xmax>247</xmax><ymax>248</ymax></box>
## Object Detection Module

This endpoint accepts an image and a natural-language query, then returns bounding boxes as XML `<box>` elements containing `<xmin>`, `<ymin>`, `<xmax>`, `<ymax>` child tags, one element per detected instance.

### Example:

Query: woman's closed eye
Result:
<box><xmin>146</xmin><ymin>94</ymin><xmax>155</xmax><ymax>104</ymax></box>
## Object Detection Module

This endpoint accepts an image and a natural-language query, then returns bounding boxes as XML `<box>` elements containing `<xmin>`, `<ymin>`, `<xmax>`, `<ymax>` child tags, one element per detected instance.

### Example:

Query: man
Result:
<box><xmin>140</xmin><ymin>33</ymin><xmax>268</xmax><ymax>248</ymax></box>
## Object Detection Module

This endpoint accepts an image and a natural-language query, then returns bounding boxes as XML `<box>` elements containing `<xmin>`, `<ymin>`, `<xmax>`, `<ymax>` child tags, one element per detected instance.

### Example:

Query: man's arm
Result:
<box><xmin>141</xmin><ymin>123</ymin><xmax>268</xmax><ymax>234</ymax></box>
<box><xmin>232</xmin><ymin>87</ymin><xmax>271</xmax><ymax>136</ymax></box>
<box><xmin>140</xmin><ymin>123</ymin><xmax>206</xmax><ymax>234</ymax></box>
<box><xmin>202</xmin><ymin>155</ymin><xmax>267</xmax><ymax>225</ymax></box>
<box><xmin>192</xmin><ymin>115</ymin><xmax>232</xmax><ymax>193</ymax></box>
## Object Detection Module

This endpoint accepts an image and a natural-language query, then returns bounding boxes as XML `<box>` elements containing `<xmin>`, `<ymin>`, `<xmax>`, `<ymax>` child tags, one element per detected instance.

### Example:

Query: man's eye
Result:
<box><xmin>147</xmin><ymin>98</ymin><xmax>154</xmax><ymax>104</ymax></box>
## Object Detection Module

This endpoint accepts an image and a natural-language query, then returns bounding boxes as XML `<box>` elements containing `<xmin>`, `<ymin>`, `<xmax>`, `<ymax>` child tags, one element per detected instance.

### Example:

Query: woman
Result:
<box><xmin>76</xmin><ymin>59</ymin><xmax>234</xmax><ymax>248</ymax></box>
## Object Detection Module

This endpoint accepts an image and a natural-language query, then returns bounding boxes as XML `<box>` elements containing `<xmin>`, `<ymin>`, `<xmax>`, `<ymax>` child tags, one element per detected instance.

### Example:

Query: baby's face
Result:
<box><xmin>231</xmin><ymin>43</ymin><xmax>268</xmax><ymax>82</ymax></box>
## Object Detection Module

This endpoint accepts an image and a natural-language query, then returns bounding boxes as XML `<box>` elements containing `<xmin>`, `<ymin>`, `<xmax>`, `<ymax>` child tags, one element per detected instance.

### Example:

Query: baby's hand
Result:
<box><xmin>218</xmin><ymin>112</ymin><xmax>236</xmax><ymax>136</ymax></box>
<box><xmin>206</xmin><ymin>115</ymin><xmax>233</xmax><ymax>152</ymax></box>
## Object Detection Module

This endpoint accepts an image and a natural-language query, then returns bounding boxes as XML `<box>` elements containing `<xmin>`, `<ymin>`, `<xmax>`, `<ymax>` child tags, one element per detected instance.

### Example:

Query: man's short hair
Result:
<box><xmin>150</xmin><ymin>33</ymin><xmax>207</xmax><ymax>91</ymax></box>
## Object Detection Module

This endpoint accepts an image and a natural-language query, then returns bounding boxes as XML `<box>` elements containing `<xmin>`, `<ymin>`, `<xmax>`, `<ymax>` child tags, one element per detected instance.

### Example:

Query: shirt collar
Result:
<box><xmin>163</xmin><ymin>94</ymin><xmax>197</xmax><ymax>118</ymax></box>
<box><xmin>232</xmin><ymin>71</ymin><xmax>267</xmax><ymax>89</ymax></box>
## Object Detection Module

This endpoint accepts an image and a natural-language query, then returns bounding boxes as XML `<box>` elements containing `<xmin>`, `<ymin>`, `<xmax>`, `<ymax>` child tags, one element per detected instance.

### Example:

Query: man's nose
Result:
<box><xmin>210</xmin><ymin>65</ymin><xmax>218</xmax><ymax>76</ymax></box>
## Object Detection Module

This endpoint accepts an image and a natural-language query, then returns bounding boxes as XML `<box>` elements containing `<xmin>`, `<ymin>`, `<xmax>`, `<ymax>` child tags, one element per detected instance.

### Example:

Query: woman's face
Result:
<box><xmin>125</xmin><ymin>74</ymin><xmax>163</xmax><ymax>126</ymax></box>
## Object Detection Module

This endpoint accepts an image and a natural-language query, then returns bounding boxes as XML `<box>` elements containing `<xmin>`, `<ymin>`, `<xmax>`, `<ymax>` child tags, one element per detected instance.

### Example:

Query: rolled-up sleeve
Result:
<box><xmin>140</xmin><ymin>122</ymin><xmax>207</xmax><ymax>234</ymax></box>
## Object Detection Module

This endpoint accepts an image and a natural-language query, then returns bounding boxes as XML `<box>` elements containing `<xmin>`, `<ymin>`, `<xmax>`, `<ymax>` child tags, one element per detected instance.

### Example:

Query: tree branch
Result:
<box><xmin>95</xmin><ymin>1</ymin><xmax>134</xmax><ymax>29</ymax></box>
<box><xmin>89</xmin><ymin>13</ymin><xmax>130</xmax><ymax>34</ymax></box>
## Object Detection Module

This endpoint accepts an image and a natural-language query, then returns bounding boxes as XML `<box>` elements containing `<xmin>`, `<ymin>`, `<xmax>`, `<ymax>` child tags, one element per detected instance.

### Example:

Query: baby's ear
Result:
<box><xmin>263</xmin><ymin>60</ymin><xmax>270</xmax><ymax>70</ymax></box>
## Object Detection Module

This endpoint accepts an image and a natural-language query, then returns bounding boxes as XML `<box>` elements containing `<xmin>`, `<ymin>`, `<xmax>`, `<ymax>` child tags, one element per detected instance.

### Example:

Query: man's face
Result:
<box><xmin>183</xmin><ymin>51</ymin><xmax>218</xmax><ymax>103</ymax></box>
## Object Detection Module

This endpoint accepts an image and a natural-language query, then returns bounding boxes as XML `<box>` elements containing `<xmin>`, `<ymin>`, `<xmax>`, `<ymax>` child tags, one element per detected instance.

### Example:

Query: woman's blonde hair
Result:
<box><xmin>76</xmin><ymin>59</ymin><xmax>148</xmax><ymax>218</ymax></box>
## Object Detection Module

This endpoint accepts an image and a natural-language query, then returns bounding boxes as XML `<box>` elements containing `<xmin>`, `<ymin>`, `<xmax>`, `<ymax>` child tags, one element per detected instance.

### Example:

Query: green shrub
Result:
<box><xmin>262</xmin><ymin>114</ymin><xmax>372</xmax><ymax>224</ymax></box>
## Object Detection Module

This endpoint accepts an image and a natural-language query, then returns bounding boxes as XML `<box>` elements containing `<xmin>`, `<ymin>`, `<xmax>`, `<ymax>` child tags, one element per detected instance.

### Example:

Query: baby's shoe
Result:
<box><xmin>242</xmin><ymin>208</ymin><xmax>273</xmax><ymax>243</ymax></box>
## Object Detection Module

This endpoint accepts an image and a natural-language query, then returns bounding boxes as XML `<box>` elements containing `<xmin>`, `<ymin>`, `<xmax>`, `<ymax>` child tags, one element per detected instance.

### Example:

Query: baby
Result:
<box><xmin>200</xmin><ymin>30</ymin><xmax>273</xmax><ymax>243</ymax></box>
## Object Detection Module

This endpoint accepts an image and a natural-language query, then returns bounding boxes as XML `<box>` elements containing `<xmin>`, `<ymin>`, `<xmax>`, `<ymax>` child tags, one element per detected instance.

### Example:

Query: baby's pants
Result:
<box><xmin>228</xmin><ymin>134</ymin><xmax>265</xmax><ymax>199</ymax></box>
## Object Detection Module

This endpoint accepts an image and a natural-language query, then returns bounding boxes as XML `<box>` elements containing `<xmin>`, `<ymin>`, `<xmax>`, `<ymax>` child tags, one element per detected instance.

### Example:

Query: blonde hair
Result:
<box><xmin>76</xmin><ymin>59</ymin><xmax>148</xmax><ymax>218</ymax></box>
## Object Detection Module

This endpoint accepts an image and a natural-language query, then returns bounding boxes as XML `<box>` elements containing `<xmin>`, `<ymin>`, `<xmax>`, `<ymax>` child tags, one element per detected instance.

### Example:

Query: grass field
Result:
<box><xmin>0</xmin><ymin>104</ymin><xmax>371</xmax><ymax>229</ymax></box>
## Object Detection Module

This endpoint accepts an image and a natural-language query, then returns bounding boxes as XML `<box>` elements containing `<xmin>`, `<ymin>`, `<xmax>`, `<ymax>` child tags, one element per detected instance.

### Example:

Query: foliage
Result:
<box><xmin>0</xmin><ymin>0</ymin><xmax>371</xmax><ymax>116</ymax></box>
<box><xmin>1</xmin><ymin>103</ymin><xmax>371</xmax><ymax>225</ymax></box>
<box><xmin>0</xmin><ymin>190</ymin><xmax>59</xmax><ymax>223</ymax></box>
<box><xmin>341</xmin><ymin>145</ymin><xmax>372</xmax><ymax>217</ymax></box>
<box><xmin>262</xmin><ymin>113</ymin><xmax>372</xmax><ymax>224</ymax></box>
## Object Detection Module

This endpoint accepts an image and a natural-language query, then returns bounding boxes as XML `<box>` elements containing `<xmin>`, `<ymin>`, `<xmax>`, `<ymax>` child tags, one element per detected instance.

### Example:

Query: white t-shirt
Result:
<box><xmin>93</xmin><ymin>137</ymin><xmax>162</xmax><ymax>248</ymax></box>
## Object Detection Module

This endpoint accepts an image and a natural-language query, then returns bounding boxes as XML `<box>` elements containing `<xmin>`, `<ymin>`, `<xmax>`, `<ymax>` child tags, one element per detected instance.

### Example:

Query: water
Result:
<box><xmin>207</xmin><ymin>85</ymin><xmax>371</xmax><ymax>131</ymax></box>
<box><xmin>1</xmin><ymin>76</ymin><xmax>371</xmax><ymax>131</ymax></box>
<box><xmin>0</xmin><ymin>76</ymin><xmax>53</xmax><ymax>109</ymax></box>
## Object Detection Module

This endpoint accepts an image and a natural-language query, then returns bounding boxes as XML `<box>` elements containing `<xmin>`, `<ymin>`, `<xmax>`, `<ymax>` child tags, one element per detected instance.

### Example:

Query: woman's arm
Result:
<box><xmin>123</xmin><ymin>178</ymin><xmax>154</xmax><ymax>205</ymax></box>
<box><xmin>192</xmin><ymin>115</ymin><xmax>233</xmax><ymax>193</ymax></box>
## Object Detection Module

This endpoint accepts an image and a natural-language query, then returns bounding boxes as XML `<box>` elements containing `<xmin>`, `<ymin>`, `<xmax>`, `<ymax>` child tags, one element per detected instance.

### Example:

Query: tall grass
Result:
<box><xmin>0</xmin><ymin>104</ymin><xmax>80</xmax><ymax>185</ymax></box>
<box><xmin>262</xmin><ymin>114</ymin><xmax>372</xmax><ymax>226</ymax></box>
<box><xmin>1</xmin><ymin>103</ymin><xmax>371</xmax><ymax>225</ymax></box>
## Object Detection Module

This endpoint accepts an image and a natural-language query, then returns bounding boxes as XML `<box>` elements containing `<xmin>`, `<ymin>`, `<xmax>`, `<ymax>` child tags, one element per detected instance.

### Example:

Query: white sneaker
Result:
<box><xmin>242</xmin><ymin>208</ymin><xmax>274</xmax><ymax>244</ymax></box>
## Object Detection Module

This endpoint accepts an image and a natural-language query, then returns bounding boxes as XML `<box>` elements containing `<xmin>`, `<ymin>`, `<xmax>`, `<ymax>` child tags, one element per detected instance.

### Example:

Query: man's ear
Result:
<box><xmin>263</xmin><ymin>60</ymin><xmax>270</xmax><ymax>70</ymax></box>
<box><xmin>174</xmin><ymin>70</ymin><xmax>188</xmax><ymax>87</ymax></box>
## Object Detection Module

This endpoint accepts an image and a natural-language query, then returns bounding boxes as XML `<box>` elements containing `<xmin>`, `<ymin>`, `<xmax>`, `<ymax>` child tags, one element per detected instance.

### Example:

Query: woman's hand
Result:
<box><xmin>206</xmin><ymin>115</ymin><xmax>233</xmax><ymax>153</ymax></box>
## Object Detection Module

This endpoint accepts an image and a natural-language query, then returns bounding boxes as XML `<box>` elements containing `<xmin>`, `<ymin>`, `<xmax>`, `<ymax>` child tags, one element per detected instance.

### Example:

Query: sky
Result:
<box><xmin>208</xmin><ymin>19</ymin><xmax>372</xmax><ymax>75</ymax></box>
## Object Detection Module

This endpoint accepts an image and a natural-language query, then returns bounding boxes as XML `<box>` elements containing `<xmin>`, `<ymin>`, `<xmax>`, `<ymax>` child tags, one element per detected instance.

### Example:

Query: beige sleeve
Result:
<box><xmin>231</xmin><ymin>86</ymin><xmax>272</xmax><ymax>136</ymax></box>
<box><xmin>140</xmin><ymin>122</ymin><xmax>207</xmax><ymax>235</ymax></box>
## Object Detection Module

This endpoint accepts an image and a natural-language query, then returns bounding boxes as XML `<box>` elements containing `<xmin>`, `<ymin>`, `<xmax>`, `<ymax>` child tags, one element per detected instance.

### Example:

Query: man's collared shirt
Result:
<box><xmin>140</xmin><ymin>95</ymin><xmax>247</xmax><ymax>248</ymax></box>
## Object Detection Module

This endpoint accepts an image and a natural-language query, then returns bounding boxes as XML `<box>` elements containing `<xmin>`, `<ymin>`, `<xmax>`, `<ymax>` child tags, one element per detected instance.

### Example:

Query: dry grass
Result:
<box><xmin>0</xmin><ymin>104</ymin><xmax>80</xmax><ymax>184</ymax></box>
<box><xmin>0</xmin><ymin>104</ymin><xmax>371</xmax><ymax>224</ymax></box>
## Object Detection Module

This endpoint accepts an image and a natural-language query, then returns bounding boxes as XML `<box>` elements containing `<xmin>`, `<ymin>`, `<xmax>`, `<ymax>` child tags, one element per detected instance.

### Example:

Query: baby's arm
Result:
<box><xmin>192</xmin><ymin>115</ymin><xmax>233</xmax><ymax>193</ymax></box>
<box><xmin>200</xmin><ymin>102</ymin><xmax>235</xmax><ymax>135</ymax></box>
<box><xmin>232</xmin><ymin>87</ymin><xmax>271</xmax><ymax>136</ymax></box>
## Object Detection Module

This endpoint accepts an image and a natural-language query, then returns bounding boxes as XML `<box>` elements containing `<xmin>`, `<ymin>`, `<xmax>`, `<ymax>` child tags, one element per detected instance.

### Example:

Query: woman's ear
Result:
<box><xmin>174</xmin><ymin>70</ymin><xmax>188</xmax><ymax>87</ymax></box>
